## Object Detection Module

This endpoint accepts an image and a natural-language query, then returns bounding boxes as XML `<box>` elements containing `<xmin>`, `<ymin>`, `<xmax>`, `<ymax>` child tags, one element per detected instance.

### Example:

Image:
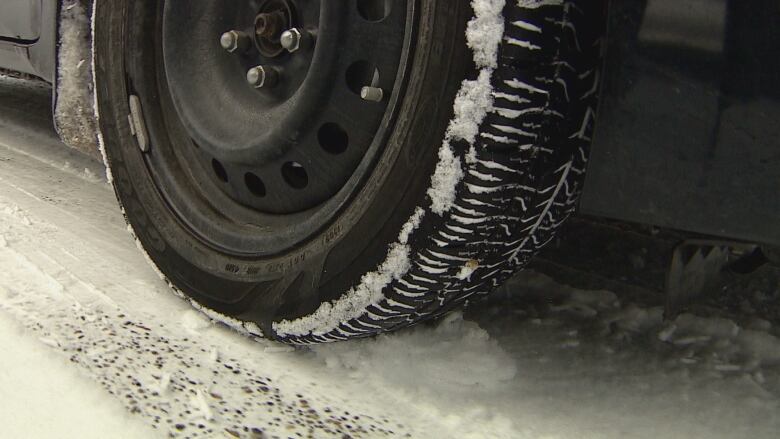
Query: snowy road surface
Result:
<box><xmin>1</xmin><ymin>76</ymin><xmax>780</xmax><ymax>439</ymax></box>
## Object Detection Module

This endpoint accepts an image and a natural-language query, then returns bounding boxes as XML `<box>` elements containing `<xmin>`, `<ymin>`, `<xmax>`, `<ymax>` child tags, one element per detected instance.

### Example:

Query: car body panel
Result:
<box><xmin>0</xmin><ymin>0</ymin><xmax>56</xmax><ymax>82</ymax></box>
<box><xmin>0</xmin><ymin>0</ymin><xmax>42</xmax><ymax>42</ymax></box>
<box><xmin>580</xmin><ymin>0</ymin><xmax>780</xmax><ymax>246</ymax></box>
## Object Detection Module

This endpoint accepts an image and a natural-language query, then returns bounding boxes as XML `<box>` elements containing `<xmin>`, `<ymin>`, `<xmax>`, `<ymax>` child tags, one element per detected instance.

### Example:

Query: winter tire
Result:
<box><xmin>93</xmin><ymin>0</ymin><xmax>607</xmax><ymax>343</ymax></box>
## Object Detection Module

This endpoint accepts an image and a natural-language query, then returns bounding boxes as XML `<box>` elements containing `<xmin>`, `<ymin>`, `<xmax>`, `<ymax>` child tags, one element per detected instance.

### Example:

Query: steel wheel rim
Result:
<box><xmin>130</xmin><ymin>0</ymin><xmax>414</xmax><ymax>256</ymax></box>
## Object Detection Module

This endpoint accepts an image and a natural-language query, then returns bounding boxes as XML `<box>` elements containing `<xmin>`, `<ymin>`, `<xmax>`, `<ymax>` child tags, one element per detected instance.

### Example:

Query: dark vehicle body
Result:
<box><xmin>587</xmin><ymin>0</ymin><xmax>780</xmax><ymax>249</ymax></box>
<box><xmin>1</xmin><ymin>1</ymin><xmax>779</xmax><ymax>252</ymax></box>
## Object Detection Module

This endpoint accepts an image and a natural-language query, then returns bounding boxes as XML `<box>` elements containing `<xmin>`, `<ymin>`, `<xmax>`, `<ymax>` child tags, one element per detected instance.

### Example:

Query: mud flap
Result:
<box><xmin>53</xmin><ymin>0</ymin><xmax>100</xmax><ymax>159</ymax></box>
<box><xmin>664</xmin><ymin>240</ymin><xmax>760</xmax><ymax>319</ymax></box>
<box><xmin>532</xmin><ymin>218</ymin><xmax>767</xmax><ymax>316</ymax></box>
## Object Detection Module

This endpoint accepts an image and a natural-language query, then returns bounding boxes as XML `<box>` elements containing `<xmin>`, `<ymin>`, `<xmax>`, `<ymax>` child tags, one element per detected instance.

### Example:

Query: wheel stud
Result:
<box><xmin>360</xmin><ymin>86</ymin><xmax>384</xmax><ymax>102</ymax></box>
<box><xmin>220</xmin><ymin>30</ymin><xmax>250</xmax><ymax>53</ymax></box>
<box><xmin>247</xmin><ymin>66</ymin><xmax>279</xmax><ymax>89</ymax></box>
<box><xmin>280</xmin><ymin>28</ymin><xmax>312</xmax><ymax>53</ymax></box>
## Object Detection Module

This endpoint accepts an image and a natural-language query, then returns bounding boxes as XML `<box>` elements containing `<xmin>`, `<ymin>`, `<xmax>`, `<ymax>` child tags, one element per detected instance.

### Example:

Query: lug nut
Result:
<box><xmin>280</xmin><ymin>28</ymin><xmax>313</xmax><ymax>53</ymax></box>
<box><xmin>247</xmin><ymin>66</ymin><xmax>279</xmax><ymax>89</ymax></box>
<box><xmin>360</xmin><ymin>86</ymin><xmax>384</xmax><ymax>102</ymax></box>
<box><xmin>220</xmin><ymin>30</ymin><xmax>250</xmax><ymax>53</ymax></box>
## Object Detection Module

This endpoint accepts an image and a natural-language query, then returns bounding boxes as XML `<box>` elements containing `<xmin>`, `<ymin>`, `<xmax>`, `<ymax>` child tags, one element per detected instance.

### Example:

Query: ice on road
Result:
<box><xmin>1</xmin><ymin>76</ymin><xmax>780</xmax><ymax>438</ymax></box>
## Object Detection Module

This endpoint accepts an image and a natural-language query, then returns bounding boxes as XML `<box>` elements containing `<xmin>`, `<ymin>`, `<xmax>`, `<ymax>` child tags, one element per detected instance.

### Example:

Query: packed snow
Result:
<box><xmin>3</xmin><ymin>75</ymin><xmax>780</xmax><ymax>438</ymax></box>
<box><xmin>0</xmin><ymin>315</ymin><xmax>154</xmax><ymax>439</ymax></box>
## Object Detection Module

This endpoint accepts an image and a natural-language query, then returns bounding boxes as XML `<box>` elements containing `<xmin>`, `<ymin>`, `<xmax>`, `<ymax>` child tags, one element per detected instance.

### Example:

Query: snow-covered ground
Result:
<box><xmin>1</xmin><ymin>76</ymin><xmax>780</xmax><ymax>439</ymax></box>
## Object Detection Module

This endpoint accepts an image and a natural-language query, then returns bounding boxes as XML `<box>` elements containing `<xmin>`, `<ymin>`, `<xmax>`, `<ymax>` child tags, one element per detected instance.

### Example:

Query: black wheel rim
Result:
<box><xmin>129</xmin><ymin>0</ymin><xmax>414</xmax><ymax>257</ymax></box>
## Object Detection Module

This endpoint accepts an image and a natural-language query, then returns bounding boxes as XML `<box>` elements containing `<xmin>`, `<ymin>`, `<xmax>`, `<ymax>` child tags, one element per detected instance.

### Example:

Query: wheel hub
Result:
<box><xmin>253</xmin><ymin>1</ymin><xmax>294</xmax><ymax>58</ymax></box>
<box><xmin>161</xmin><ymin>0</ymin><xmax>409</xmax><ymax>214</ymax></box>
